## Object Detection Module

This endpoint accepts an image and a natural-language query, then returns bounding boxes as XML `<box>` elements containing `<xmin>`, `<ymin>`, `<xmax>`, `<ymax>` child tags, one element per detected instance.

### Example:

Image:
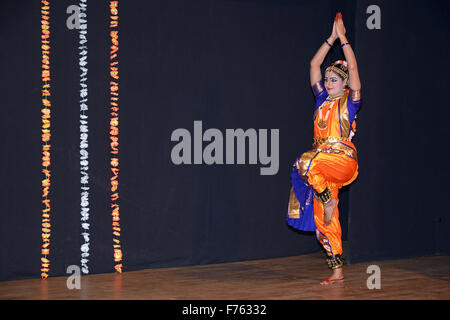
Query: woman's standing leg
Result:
<box><xmin>305</xmin><ymin>153</ymin><xmax>357</xmax><ymax>284</ymax></box>
<box><xmin>313</xmin><ymin>187</ymin><xmax>345</xmax><ymax>284</ymax></box>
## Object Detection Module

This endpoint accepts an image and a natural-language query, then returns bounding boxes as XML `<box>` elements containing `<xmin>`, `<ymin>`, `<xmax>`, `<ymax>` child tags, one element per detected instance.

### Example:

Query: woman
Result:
<box><xmin>286</xmin><ymin>12</ymin><xmax>361</xmax><ymax>285</ymax></box>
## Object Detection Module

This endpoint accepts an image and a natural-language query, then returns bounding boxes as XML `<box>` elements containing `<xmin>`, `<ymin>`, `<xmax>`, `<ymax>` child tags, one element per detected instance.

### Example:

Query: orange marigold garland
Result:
<box><xmin>41</xmin><ymin>0</ymin><xmax>51</xmax><ymax>279</ymax></box>
<box><xmin>109</xmin><ymin>0</ymin><xmax>122</xmax><ymax>273</ymax></box>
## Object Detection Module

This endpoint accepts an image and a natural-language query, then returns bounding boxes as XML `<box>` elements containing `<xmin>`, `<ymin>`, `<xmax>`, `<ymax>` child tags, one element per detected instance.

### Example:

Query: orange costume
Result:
<box><xmin>287</xmin><ymin>62</ymin><xmax>361</xmax><ymax>269</ymax></box>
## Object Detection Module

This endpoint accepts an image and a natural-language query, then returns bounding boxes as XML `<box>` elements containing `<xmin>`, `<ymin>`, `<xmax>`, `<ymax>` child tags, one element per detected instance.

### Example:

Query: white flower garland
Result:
<box><xmin>79</xmin><ymin>0</ymin><xmax>90</xmax><ymax>275</ymax></box>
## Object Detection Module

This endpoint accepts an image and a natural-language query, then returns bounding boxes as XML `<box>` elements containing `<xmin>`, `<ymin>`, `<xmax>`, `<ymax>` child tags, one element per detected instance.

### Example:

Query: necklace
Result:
<box><xmin>317</xmin><ymin>102</ymin><xmax>333</xmax><ymax>130</ymax></box>
<box><xmin>326</xmin><ymin>94</ymin><xmax>343</xmax><ymax>101</ymax></box>
<box><xmin>317</xmin><ymin>93</ymin><xmax>343</xmax><ymax>130</ymax></box>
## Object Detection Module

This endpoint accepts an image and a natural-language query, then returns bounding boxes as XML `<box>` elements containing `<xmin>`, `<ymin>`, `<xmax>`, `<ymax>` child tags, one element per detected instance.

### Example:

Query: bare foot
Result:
<box><xmin>323</xmin><ymin>198</ymin><xmax>338</xmax><ymax>226</ymax></box>
<box><xmin>320</xmin><ymin>267</ymin><xmax>344</xmax><ymax>285</ymax></box>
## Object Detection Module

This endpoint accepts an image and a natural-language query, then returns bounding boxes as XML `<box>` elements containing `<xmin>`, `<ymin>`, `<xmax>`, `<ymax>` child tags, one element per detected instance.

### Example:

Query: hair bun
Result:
<box><xmin>326</xmin><ymin>60</ymin><xmax>348</xmax><ymax>79</ymax></box>
<box><xmin>333</xmin><ymin>60</ymin><xmax>348</xmax><ymax>69</ymax></box>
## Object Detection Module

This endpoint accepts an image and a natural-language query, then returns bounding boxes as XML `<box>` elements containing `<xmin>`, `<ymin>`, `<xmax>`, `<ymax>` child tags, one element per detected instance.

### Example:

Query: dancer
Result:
<box><xmin>286</xmin><ymin>12</ymin><xmax>361</xmax><ymax>285</ymax></box>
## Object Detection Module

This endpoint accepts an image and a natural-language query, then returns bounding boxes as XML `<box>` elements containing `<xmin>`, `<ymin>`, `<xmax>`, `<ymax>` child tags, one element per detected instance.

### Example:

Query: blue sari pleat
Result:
<box><xmin>286</xmin><ymin>168</ymin><xmax>316</xmax><ymax>232</ymax></box>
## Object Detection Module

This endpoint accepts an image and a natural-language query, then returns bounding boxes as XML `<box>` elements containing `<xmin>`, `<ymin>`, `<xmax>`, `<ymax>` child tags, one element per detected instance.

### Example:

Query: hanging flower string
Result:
<box><xmin>79</xmin><ymin>0</ymin><xmax>90</xmax><ymax>275</ymax></box>
<box><xmin>40</xmin><ymin>0</ymin><xmax>52</xmax><ymax>279</ymax></box>
<box><xmin>109</xmin><ymin>0</ymin><xmax>123</xmax><ymax>273</ymax></box>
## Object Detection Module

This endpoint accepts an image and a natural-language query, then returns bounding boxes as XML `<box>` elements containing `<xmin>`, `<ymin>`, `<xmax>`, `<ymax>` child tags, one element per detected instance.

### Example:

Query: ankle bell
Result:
<box><xmin>326</xmin><ymin>254</ymin><xmax>344</xmax><ymax>270</ymax></box>
<box><xmin>314</xmin><ymin>187</ymin><xmax>332</xmax><ymax>203</ymax></box>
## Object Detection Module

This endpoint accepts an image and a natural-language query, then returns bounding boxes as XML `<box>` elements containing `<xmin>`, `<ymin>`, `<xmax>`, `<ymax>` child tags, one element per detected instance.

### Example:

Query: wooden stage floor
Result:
<box><xmin>1</xmin><ymin>251</ymin><xmax>449</xmax><ymax>300</ymax></box>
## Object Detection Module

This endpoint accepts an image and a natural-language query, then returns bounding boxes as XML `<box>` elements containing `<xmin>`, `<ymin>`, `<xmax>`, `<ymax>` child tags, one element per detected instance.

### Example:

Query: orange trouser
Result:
<box><xmin>305</xmin><ymin>151</ymin><xmax>358</xmax><ymax>256</ymax></box>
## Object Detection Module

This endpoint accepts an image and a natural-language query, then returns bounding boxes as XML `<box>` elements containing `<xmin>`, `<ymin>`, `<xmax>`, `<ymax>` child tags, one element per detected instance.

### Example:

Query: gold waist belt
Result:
<box><xmin>313</xmin><ymin>136</ymin><xmax>349</xmax><ymax>146</ymax></box>
<box><xmin>312</xmin><ymin>136</ymin><xmax>357</xmax><ymax>161</ymax></box>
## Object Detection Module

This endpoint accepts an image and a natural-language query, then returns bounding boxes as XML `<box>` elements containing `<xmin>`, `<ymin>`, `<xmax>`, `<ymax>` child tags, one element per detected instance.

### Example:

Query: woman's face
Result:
<box><xmin>324</xmin><ymin>71</ymin><xmax>346</xmax><ymax>98</ymax></box>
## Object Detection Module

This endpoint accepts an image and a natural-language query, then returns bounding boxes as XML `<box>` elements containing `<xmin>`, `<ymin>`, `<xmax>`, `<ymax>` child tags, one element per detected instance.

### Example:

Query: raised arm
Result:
<box><xmin>335</xmin><ymin>13</ymin><xmax>361</xmax><ymax>91</ymax></box>
<box><xmin>310</xmin><ymin>20</ymin><xmax>338</xmax><ymax>86</ymax></box>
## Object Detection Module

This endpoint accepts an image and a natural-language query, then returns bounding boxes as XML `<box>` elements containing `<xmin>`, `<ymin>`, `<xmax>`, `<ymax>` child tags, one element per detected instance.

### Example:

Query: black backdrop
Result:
<box><xmin>1</xmin><ymin>0</ymin><xmax>449</xmax><ymax>281</ymax></box>
<box><xmin>348</xmin><ymin>0</ymin><xmax>450</xmax><ymax>262</ymax></box>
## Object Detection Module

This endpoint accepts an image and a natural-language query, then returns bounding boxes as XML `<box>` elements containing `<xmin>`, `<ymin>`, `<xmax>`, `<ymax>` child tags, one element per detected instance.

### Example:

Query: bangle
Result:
<box><xmin>325</xmin><ymin>39</ymin><xmax>333</xmax><ymax>47</ymax></box>
<box><xmin>341</xmin><ymin>42</ymin><xmax>350</xmax><ymax>47</ymax></box>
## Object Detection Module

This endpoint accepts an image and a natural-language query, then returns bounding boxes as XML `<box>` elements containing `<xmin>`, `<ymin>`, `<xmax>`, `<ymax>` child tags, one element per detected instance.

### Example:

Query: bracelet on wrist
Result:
<box><xmin>341</xmin><ymin>42</ymin><xmax>350</xmax><ymax>47</ymax></box>
<box><xmin>325</xmin><ymin>39</ymin><xmax>333</xmax><ymax>47</ymax></box>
